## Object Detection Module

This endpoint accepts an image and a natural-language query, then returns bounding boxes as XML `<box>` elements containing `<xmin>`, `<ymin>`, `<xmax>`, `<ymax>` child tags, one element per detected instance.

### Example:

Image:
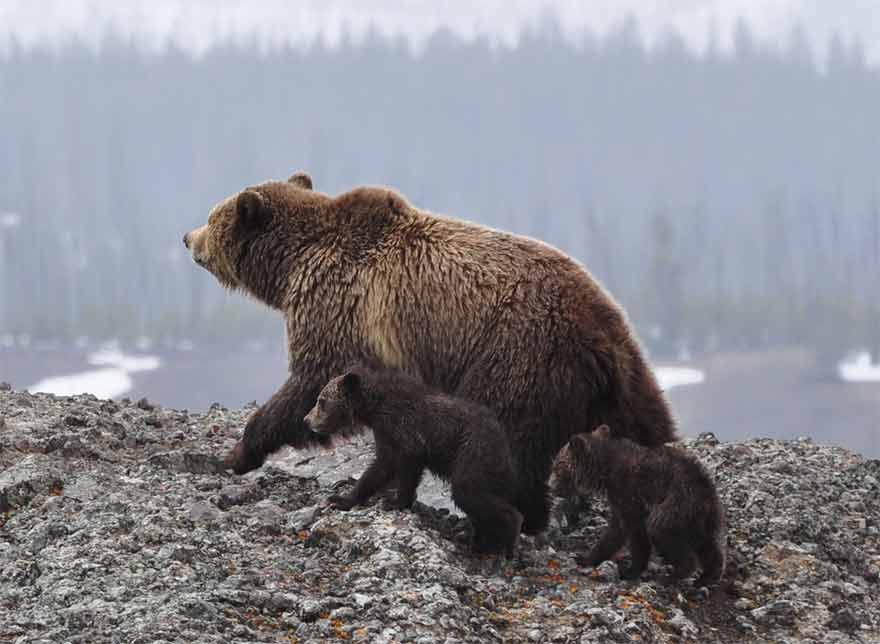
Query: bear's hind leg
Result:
<box><xmin>387</xmin><ymin>462</ymin><xmax>425</xmax><ymax>510</ymax></box>
<box><xmin>618</xmin><ymin>521</ymin><xmax>652</xmax><ymax>581</ymax></box>
<box><xmin>452</xmin><ymin>487</ymin><xmax>523</xmax><ymax>556</ymax></box>
<box><xmin>693</xmin><ymin>539</ymin><xmax>725</xmax><ymax>587</ymax></box>
<box><xmin>652</xmin><ymin>533</ymin><xmax>698</xmax><ymax>581</ymax></box>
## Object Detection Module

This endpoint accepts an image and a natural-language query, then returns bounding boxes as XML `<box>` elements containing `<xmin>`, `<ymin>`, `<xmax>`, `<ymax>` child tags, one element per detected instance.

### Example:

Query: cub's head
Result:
<box><xmin>304</xmin><ymin>370</ymin><xmax>364</xmax><ymax>438</ymax></box>
<box><xmin>565</xmin><ymin>424</ymin><xmax>613</xmax><ymax>493</ymax></box>
<box><xmin>182</xmin><ymin>171</ymin><xmax>318</xmax><ymax>306</ymax></box>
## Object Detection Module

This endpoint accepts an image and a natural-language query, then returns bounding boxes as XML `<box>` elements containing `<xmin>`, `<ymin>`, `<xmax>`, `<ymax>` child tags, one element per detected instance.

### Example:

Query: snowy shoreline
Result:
<box><xmin>20</xmin><ymin>345</ymin><xmax>880</xmax><ymax>405</ymax></box>
<box><xmin>28</xmin><ymin>347</ymin><xmax>161</xmax><ymax>400</ymax></box>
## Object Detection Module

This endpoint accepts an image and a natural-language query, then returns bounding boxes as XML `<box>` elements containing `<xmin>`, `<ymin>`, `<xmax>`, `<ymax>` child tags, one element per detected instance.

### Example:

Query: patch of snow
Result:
<box><xmin>0</xmin><ymin>212</ymin><xmax>21</xmax><ymax>228</ymax></box>
<box><xmin>88</xmin><ymin>348</ymin><xmax>161</xmax><ymax>372</ymax></box>
<box><xmin>654</xmin><ymin>366</ymin><xmax>705</xmax><ymax>390</ymax></box>
<box><xmin>838</xmin><ymin>351</ymin><xmax>880</xmax><ymax>383</ymax></box>
<box><xmin>28</xmin><ymin>348</ymin><xmax>161</xmax><ymax>399</ymax></box>
<box><xmin>29</xmin><ymin>368</ymin><xmax>133</xmax><ymax>400</ymax></box>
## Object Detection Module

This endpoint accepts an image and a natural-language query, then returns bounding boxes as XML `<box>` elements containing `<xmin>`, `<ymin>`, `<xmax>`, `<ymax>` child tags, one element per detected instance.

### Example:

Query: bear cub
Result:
<box><xmin>549</xmin><ymin>442</ymin><xmax>591</xmax><ymax>534</ymax></box>
<box><xmin>304</xmin><ymin>366</ymin><xmax>523</xmax><ymax>555</ymax></box>
<box><xmin>561</xmin><ymin>426</ymin><xmax>726</xmax><ymax>585</ymax></box>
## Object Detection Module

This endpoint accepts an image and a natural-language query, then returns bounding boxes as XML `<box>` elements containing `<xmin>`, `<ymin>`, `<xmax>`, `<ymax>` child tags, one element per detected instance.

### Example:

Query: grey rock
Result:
<box><xmin>216</xmin><ymin>483</ymin><xmax>263</xmax><ymax>509</ymax></box>
<box><xmin>594</xmin><ymin>560</ymin><xmax>620</xmax><ymax>582</ymax></box>
<box><xmin>64</xmin><ymin>475</ymin><xmax>101</xmax><ymax>501</ymax></box>
<box><xmin>351</xmin><ymin>593</ymin><xmax>373</xmax><ymax>609</ymax></box>
<box><xmin>751</xmin><ymin>599</ymin><xmax>798</xmax><ymax>626</ymax></box>
<box><xmin>2</xmin><ymin>388</ymin><xmax>879</xmax><ymax>644</ymax></box>
<box><xmin>0</xmin><ymin>455</ymin><xmax>64</xmax><ymax>512</ymax></box>
<box><xmin>289</xmin><ymin>504</ymin><xmax>320</xmax><ymax>531</ymax></box>
<box><xmin>827</xmin><ymin>607</ymin><xmax>861</xmax><ymax>632</ymax></box>
<box><xmin>586</xmin><ymin>607</ymin><xmax>623</xmax><ymax>628</ymax></box>
<box><xmin>300</xmin><ymin>599</ymin><xmax>324</xmax><ymax>622</ymax></box>
<box><xmin>64</xmin><ymin>414</ymin><xmax>87</xmax><ymax>427</ymax></box>
<box><xmin>148</xmin><ymin>451</ymin><xmax>226</xmax><ymax>474</ymax></box>
<box><xmin>330</xmin><ymin>606</ymin><xmax>356</xmax><ymax>620</ymax></box>
<box><xmin>270</xmin><ymin>593</ymin><xmax>299</xmax><ymax>611</ymax></box>
<box><xmin>666</xmin><ymin>608</ymin><xmax>698</xmax><ymax>638</ymax></box>
<box><xmin>185</xmin><ymin>500</ymin><xmax>220</xmax><ymax>522</ymax></box>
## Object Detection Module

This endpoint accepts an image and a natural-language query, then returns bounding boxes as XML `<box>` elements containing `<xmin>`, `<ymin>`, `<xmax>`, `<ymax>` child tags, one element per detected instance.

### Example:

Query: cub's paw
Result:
<box><xmin>575</xmin><ymin>553</ymin><xmax>603</xmax><ymax>568</ymax></box>
<box><xmin>694</xmin><ymin>573</ymin><xmax>721</xmax><ymax>588</ymax></box>
<box><xmin>383</xmin><ymin>495</ymin><xmax>415</xmax><ymax>511</ymax></box>
<box><xmin>326</xmin><ymin>494</ymin><xmax>357</xmax><ymax>511</ymax></box>
<box><xmin>617</xmin><ymin>563</ymin><xmax>644</xmax><ymax>581</ymax></box>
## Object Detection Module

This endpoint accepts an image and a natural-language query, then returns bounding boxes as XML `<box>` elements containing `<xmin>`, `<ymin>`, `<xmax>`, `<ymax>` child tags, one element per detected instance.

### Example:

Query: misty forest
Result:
<box><xmin>1</xmin><ymin>17</ymin><xmax>878</xmax><ymax>373</ymax></box>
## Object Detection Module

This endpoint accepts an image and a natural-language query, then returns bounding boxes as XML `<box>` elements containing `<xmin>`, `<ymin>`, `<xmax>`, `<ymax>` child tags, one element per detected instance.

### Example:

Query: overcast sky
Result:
<box><xmin>1</xmin><ymin>0</ymin><xmax>878</xmax><ymax>65</ymax></box>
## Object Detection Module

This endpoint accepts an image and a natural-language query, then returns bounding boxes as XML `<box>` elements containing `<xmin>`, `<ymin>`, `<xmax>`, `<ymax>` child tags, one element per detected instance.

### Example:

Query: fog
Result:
<box><xmin>0</xmin><ymin>3</ymin><xmax>877</xmax><ymax>455</ymax></box>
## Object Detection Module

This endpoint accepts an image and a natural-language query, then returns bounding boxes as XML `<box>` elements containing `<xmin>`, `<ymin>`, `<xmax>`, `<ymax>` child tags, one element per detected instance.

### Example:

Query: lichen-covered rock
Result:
<box><xmin>0</xmin><ymin>387</ymin><xmax>878</xmax><ymax>643</ymax></box>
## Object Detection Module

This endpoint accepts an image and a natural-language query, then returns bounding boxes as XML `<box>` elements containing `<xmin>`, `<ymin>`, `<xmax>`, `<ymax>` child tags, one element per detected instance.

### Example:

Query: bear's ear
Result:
<box><xmin>593</xmin><ymin>424</ymin><xmax>612</xmax><ymax>440</ymax></box>
<box><xmin>340</xmin><ymin>371</ymin><xmax>361</xmax><ymax>395</ymax></box>
<box><xmin>288</xmin><ymin>172</ymin><xmax>313</xmax><ymax>190</ymax></box>
<box><xmin>236</xmin><ymin>190</ymin><xmax>267</xmax><ymax>228</ymax></box>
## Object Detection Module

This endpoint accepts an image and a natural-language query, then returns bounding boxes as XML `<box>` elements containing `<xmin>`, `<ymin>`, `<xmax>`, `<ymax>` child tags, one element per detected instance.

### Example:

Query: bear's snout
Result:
<box><xmin>303</xmin><ymin>413</ymin><xmax>325</xmax><ymax>435</ymax></box>
<box><xmin>184</xmin><ymin>226</ymin><xmax>211</xmax><ymax>266</ymax></box>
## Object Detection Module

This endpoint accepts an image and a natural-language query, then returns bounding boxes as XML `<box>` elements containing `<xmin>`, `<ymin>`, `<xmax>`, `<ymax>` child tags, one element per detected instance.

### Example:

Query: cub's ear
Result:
<box><xmin>288</xmin><ymin>171</ymin><xmax>313</xmax><ymax>190</ymax></box>
<box><xmin>236</xmin><ymin>190</ymin><xmax>267</xmax><ymax>228</ymax></box>
<box><xmin>340</xmin><ymin>371</ymin><xmax>361</xmax><ymax>395</ymax></box>
<box><xmin>593</xmin><ymin>424</ymin><xmax>612</xmax><ymax>440</ymax></box>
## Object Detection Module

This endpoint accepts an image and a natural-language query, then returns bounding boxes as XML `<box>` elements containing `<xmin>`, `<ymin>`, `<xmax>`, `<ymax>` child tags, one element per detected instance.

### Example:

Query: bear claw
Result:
<box><xmin>327</xmin><ymin>494</ymin><xmax>357</xmax><ymax>511</ymax></box>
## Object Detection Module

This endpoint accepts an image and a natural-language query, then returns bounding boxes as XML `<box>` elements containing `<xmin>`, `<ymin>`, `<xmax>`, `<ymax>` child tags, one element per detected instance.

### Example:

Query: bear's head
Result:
<box><xmin>303</xmin><ymin>370</ymin><xmax>364</xmax><ymax>438</ymax></box>
<box><xmin>182</xmin><ymin>171</ymin><xmax>318</xmax><ymax>306</ymax></box>
<box><xmin>566</xmin><ymin>424</ymin><xmax>613</xmax><ymax>493</ymax></box>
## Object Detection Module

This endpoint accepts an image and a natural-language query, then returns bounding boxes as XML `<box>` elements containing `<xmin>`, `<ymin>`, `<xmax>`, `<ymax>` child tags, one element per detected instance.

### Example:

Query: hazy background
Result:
<box><xmin>0</xmin><ymin>1</ymin><xmax>877</xmax><ymax>455</ymax></box>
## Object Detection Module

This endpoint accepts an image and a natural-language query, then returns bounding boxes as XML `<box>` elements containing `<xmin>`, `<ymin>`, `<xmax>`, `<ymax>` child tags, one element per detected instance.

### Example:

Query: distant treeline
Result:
<box><xmin>0</xmin><ymin>18</ymin><xmax>878</xmax><ymax>366</ymax></box>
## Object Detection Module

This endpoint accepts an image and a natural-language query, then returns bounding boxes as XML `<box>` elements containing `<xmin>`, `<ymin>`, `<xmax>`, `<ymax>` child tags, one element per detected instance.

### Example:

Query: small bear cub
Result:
<box><xmin>304</xmin><ymin>366</ymin><xmax>523</xmax><ymax>555</ymax></box>
<box><xmin>549</xmin><ymin>442</ymin><xmax>591</xmax><ymax>533</ymax></box>
<box><xmin>561</xmin><ymin>426</ymin><xmax>726</xmax><ymax>585</ymax></box>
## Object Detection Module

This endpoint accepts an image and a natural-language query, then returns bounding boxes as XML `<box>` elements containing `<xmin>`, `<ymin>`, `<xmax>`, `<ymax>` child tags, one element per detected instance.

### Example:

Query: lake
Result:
<box><xmin>2</xmin><ymin>343</ymin><xmax>878</xmax><ymax>457</ymax></box>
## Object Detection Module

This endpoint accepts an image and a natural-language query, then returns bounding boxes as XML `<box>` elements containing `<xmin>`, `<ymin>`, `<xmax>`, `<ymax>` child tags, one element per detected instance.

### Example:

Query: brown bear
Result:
<box><xmin>561</xmin><ymin>425</ymin><xmax>726</xmax><ymax>585</ymax></box>
<box><xmin>183</xmin><ymin>171</ymin><xmax>677</xmax><ymax>534</ymax></box>
<box><xmin>303</xmin><ymin>365</ymin><xmax>523</xmax><ymax>555</ymax></box>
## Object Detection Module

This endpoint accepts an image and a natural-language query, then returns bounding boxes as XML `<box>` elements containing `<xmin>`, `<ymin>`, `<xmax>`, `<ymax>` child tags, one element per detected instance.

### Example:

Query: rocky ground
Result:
<box><xmin>0</xmin><ymin>385</ymin><xmax>878</xmax><ymax>643</ymax></box>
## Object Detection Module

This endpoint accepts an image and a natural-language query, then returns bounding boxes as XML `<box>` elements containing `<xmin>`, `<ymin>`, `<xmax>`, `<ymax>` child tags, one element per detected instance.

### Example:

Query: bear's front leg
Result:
<box><xmin>577</xmin><ymin>512</ymin><xmax>625</xmax><ymax>568</ymax></box>
<box><xmin>225</xmin><ymin>373</ymin><xmax>324</xmax><ymax>475</ymax></box>
<box><xmin>328</xmin><ymin>457</ymin><xmax>394</xmax><ymax>511</ymax></box>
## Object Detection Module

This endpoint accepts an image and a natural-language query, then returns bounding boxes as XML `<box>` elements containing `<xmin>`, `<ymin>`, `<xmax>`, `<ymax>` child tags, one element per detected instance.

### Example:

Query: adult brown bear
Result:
<box><xmin>183</xmin><ymin>171</ymin><xmax>677</xmax><ymax>534</ymax></box>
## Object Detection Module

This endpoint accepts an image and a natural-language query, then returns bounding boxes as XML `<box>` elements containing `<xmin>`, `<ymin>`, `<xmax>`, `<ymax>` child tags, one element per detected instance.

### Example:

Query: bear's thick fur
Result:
<box><xmin>304</xmin><ymin>365</ymin><xmax>522</xmax><ymax>555</ymax></box>
<box><xmin>183</xmin><ymin>171</ymin><xmax>678</xmax><ymax>534</ymax></box>
<box><xmin>561</xmin><ymin>426</ymin><xmax>726</xmax><ymax>585</ymax></box>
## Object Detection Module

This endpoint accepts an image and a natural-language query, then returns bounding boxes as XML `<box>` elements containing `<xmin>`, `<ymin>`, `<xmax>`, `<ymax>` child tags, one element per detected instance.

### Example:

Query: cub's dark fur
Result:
<box><xmin>549</xmin><ymin>442</ymin><xmax>591</xmax><ymax>533</ymax></box>
<box><xmin>304</xmin><ymin>366</ymin><xmax>523</xmax><ymax>555</ymax></box>
<box><xmin>564</xmin><ymin>426</ymin><xmax>726</xmax><ymax>585</ymax></box>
